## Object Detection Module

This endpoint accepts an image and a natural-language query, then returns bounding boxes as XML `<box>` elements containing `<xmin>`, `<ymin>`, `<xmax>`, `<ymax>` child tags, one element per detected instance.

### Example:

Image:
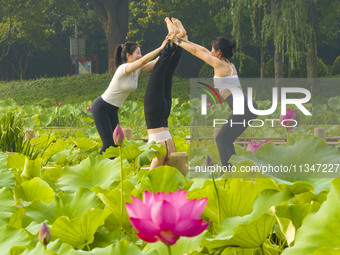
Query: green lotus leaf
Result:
<box><xmin>140</xmin><ymin>166</ymin><xmax>185</xmax><ymax>193</ymax></box>
<box><xmin>220</xmin><ymin>241</ymin><xmax>282</xmax><ymax>255</ymax></box>
<box><xmin>102</xmin><ymin>146</ymin><xmax>120</xmax><ymax>159</ymax></box>
<box><xmin>0</xmin><ymin>152</ymin><xmax>7</xmax><ymax>168</ymax></box>
<box><xmin>145</xmin><ymin>232</ymin><xmax>205</xmax><ymax>255</ymax></box>
<box><xmin>21</xmin><ymin>157</ymin><xmax>42</xmax><ymax>181</ymax></box>
<box><xmin>122</xmin><ymin>144</ymin><xmax>143</xmax><ymax>161</ymax></box>
<box><xmin>51</xmin><ymin>208</ymin><xmax>110</xmax><ymax>249</ymax></box>
<box><xmin>202</xmin><ymin>188</ymin><xmax>292</xmax><ymax>250</ymax></box>
<box><xmin>231</xmin><ymin>136</ymin><xmax>340</xmax><ymax>180</ymax></box>
<box><xmin>42</xmin><ymin>139</ymin><xmax>69</xmax><ymax>163</ymax></box>
<box><xmin>57</xmin><ymin>155</ymin><xmax>121</xmax><ymax>192</ymax></box>
<box><xmin>207</xmin><ymin>212</ymin><xmax>277</xmax><ymax>249</ymax></box>
<box><xmin>273</xmin><ymin>216</ymin><xmax>295</xmax><ymax>247</ymax></box>
<box><xmin>282</xmin><ymin>178</ymin><xmax>340</xmax><ymax>254</ymax></box>
<box><xmin>20</xmin><ymin>239</ymin><xmax>74</xmax><ymax>255</ymax></box>
<box><xmin>69</xmin><ymin>138</ymin><xmax>98</xmax><ymax>152</ymax></box>
<box><xmin>328</xmin><ymin>96</ymin><xmax>340</xmax><ymax>111</ymax></box>
<box><xmin>0</xmin><ymin>187</ymin><xmax>16</xmax><ymax>225</ymax></box>
<box><xmin>23</xmin><ymin>187</ymin><xmax>104</xmax><ymax>233</ymax></box>
<box><xmin>95</xmin><ymin>187</ymin><xmax>131</xmax><ymax>229</ymax></box>
<box><xmin>0</xmin><ymin>225</ymin><xmax>31</xmax><ymax>255</ymax></box>
<box><xmin>313</xmin><ymin>247</ymin><xmax>340</xmax><ymax>255</ymax></box>
<box><xmin>275</xmin><ymin>178</ymin><xmax>333</xmax><ymax>194</ymax></box>
<box><xmin>74</xmin><ymin>240</ymin><xmax>158</xmax><ymax>255</ymax></box>
<box><xmin>42</xmin><ymin>165</ymin><xmax>64</xmax><ymax>184</ymax></box>
<box><xmin>37</xmin><ymin>112</ymin><xmax>54</xmax><ymax>127</ymax></box>
<box><xmin>6</xmin><ymin>153</ymin><xmax>26</xmax><ymax>171</ymax></box>
<box><xmin>274</xmin><ymin>203</ymin><xmax>320</xmax><ymax>231</ymax></box>
<box><xmin>0</xmin><ymin>168</ymin><xmax>15</xmax><ymax>190</ymax></box>
<box><xmin>188</xmin><ymin>179</ymin><xmax>272</xmax><ymax>225</ymax></box>
<box><xmin>9</xmin><ymin>208</ymin><xmax>25</xmax><ymax>229</ymax></box>
<box><xmin>14</xmin><ymin>177</ymin><xmax>54</xmax><ymax>204</ymax></box>
<box><xmin>137</xmin><ymin>143</ymin><xmax>166</xmax><ymax>168</ymax></box>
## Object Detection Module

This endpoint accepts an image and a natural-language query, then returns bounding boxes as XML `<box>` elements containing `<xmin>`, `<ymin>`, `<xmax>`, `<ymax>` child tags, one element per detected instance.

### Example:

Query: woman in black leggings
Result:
<box><xmin>169</xmin><ymin>18</ymin><xmax>257</xmax><ymax>167</ymax></box>
<box><xmin>92</xmin><ymin>37</ymin><xmax>169</xmax><ymax>154</ymax></box>
<box><xmin>144</xmin><ymin>18</ymin><xmax>183</xmax><ymax>169</ymax></box>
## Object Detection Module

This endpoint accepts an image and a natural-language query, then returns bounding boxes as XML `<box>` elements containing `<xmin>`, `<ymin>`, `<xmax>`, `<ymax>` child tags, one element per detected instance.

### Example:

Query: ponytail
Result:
<box><xmin>114</xmin><ymin>44</ymin><xmax>124</xmax><ymax>70</ymax></box>
<box><xmin>114</xmin><ymin>42</ymin><xmax>139</xmax><ymax>70</ymax></box>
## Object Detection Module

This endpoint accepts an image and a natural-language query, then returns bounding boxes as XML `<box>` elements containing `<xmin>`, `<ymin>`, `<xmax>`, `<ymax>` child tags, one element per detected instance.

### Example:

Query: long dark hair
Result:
<box><xmin>211</xmin><ymin>37</ymin><xmax>236</xmax><ymax>62</ymax></box>
<box><xmin>114</xmin><ymin>42</ymin><xmax>139</xmax><ymax>70</ymax></box>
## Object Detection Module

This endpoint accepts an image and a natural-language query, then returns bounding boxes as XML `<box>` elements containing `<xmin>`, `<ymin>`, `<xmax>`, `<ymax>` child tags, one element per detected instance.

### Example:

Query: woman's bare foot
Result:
<box><xmin>171</xmin><ymin>18</ymin><xmax>188</xmax><ymax>41</ymax></box>
<box><xmin>165</xmin><ymin>17</ymin><xmax>179</xmax><ymax>36</ymax></box>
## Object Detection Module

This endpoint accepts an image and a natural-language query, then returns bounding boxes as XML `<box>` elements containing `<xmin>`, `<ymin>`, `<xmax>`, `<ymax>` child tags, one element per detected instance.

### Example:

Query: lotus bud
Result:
<box><xmin>206</xmin><ymin>155</ymin><xmax>214</xmax><ymax>166</ymax></box>
<box><xmin>280</xmin><ymin>109</ymin><xmax>296</xmax><ymax>129</ymax></box>
<box><xmin>113</xmin><ymin>124</ymin><xmax>125</xmax><ymax>146</ymax></box>
<box><xmin>39</xmin><ymin>222</ymin><xmax>50</xmax><ymax>245</ymax></box>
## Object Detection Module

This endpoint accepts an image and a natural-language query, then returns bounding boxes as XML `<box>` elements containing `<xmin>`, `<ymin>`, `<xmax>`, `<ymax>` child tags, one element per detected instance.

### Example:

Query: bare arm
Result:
<box><xmin>187</xmin><ymin>41</ymin><xmax>211</xmax><ymax>54</ymax></box>
<box><xmin>172</xmin><ymin>36</ymin><xmax>221</xmax><ymax>69</ymax></box>
<box><xmin>140</xmin><ymin>57</ymin><xmax>159</xmax><ymax>74</ymax></box>
<box><xmin>125</xmin><ymin>38</ymin><xmax>168</xmax><ymax>74</ymax></box>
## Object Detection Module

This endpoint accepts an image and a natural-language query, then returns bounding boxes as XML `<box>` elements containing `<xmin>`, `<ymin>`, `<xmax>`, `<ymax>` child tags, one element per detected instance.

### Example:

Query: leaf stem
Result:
<box><xmin>211</xmin><ymin>172</ymin><xmax>221</xmax><ymax>227</ymax></box>
<box><xmin>119</xmin><ymin>145</ymin><xmax>124</xmax><ymax>241</ymax></box>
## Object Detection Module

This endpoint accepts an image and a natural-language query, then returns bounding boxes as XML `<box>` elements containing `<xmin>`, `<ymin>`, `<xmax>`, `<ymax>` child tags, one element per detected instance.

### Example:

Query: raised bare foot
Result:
<box><xmin>171</xmin><ymin>18</ymin><xmax>187</xmax><ymax>41</ymax></box>
<box><xmin>165</xmin><ymin>17</ymin><xmax>179</xmax><ymax>36</ymax></box>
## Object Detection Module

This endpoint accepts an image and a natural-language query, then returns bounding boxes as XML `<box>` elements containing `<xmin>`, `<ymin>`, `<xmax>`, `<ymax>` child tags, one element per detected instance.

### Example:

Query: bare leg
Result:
<box><xmin>171</xmin><ymin>18</ymin><xmax>188</xmax><ymax>42</ymax></box>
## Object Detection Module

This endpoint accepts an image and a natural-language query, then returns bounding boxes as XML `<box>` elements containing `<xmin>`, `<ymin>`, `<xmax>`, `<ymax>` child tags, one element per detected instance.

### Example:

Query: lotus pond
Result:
<box><xmin>0</xmin><ymin>98</ymin><xmax>340</xmax><ymax>254</ymax></box>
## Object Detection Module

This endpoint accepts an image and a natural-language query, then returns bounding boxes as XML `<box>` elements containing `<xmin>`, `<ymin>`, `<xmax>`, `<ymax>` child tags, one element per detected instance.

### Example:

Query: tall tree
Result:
<box><xmin>306</xmin><ymin>0</ymin><xmax>317</xmax><ymax>78</ymax></box>
<box><xmin>0</xmin><ymin>0</ymin><xmax>81</xmax><ymax>79</ymax></box>
<box><xmin>269</xmin><ymin>0</ymin><xmax>283</xmax><ymax>80</ymax></box>
<box><xmin>93</xmin><ymin>0</ymin><xmax>129</xmax><ymax>74</ymax></box>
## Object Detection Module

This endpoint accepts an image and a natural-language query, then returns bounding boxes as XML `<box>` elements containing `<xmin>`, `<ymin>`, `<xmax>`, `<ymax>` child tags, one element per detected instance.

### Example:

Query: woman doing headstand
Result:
<box><xmin>144</xmin><ymin>18</ymin><xmax>183</xmax><ymax>169</ymax></box>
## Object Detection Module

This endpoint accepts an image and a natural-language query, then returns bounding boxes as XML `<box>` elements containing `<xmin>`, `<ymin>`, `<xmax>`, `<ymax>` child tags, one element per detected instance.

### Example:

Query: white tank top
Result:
<box><xmin>213</xmin><ymin>62</ymin><xmax>241</xmax><ymax>92</ymax></box>
<box><xmin>102</xmin><ymin>63</ymin><xmax>142</xmax><ymax>107</ymax></box>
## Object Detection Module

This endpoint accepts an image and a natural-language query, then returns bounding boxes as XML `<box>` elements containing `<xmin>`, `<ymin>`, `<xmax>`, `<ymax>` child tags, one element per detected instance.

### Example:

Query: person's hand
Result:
<box><xmin>168</xmin><ymin>33</ymin><xmax>178</xmax><ymax>44</ymax></box>
<box><xmin>160</xmin><ymin>36</ymin><xmax>170</xmax><ymax>49</ymax></box>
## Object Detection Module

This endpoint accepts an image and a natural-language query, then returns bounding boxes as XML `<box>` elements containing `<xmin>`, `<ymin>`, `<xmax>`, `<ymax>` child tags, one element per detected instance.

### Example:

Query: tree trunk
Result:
<box><xmin>93</xmin><ymin>0</ymin><xmax>129</xmax><ymax>74</ymax></box>
<box><xmin>307</xmin><ymin>1</ymin><xmax>317</xmax><ymax>78</ymax></box>
<box><xmin>259</xmin><ymin>7</ymin><xmax>265</xmax><ymax>79</ymax></box>
<box><xmin>271</xmin><ymin>0</ymin><xmax>283</xmax><ymax>100</ymax></box>
<box><xmin>260</xmin><ymin>42</ymin><xmax>265</xmax><ymax>79</ymax></box>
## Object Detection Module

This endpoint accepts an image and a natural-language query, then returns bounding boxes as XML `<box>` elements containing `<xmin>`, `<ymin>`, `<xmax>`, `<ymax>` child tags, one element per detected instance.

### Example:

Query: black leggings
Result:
<box><xmin>216</xmin><ymin>94</ymin><xmax>258</xmax><ymax>167</ymax></box>
<box><xmin>144</xmin><ymin>43</ymin><xmax>182</xmax><ymax>129</ymax></box>
<box><xmin>91</xmin><ymin>96</ymin><xmax>119</xmax><ymax>154</ymax></box>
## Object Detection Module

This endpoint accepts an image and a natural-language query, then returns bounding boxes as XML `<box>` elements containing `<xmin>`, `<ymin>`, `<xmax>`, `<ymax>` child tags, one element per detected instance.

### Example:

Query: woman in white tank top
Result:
<box><xmin>169</xmin><ymin>18</ymin><xmax>258</xmax><ymax>168</ymax></box>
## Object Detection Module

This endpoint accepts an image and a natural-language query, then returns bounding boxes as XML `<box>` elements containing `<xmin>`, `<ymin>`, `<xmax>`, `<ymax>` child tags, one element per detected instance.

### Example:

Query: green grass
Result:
<box><xmin>0</xmin><ymin>73</ymin><xmax>190</xmax><ymax>105</ymax></box>
<box><xmin>1</xmin><ymin>72</ymin><xmax>339</xmax><ymax>106</ymax></box>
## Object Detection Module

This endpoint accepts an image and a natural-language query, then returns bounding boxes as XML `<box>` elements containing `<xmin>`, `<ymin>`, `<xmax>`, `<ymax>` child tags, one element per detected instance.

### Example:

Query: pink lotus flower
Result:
<box><xmin>39</xmin><ymin>222</ymin><xmax>50</xmax><ymax>245</ymax></box>
<box><xmin>280</xmin><ymin>109</ymin><xmax>296</xmax><ymax>129</ymax></box>
<box><xmin>247</xmin><ymin>140</ymin><xmax>271</xmax><ymax>154</ymax></box>
<box><xmin>59</xmin><ymin>102</ymin><xmax>62</xmax><ymax>106</ymax></box>
<box><xmin>54</xmin><ymin>100</ymin><xmax>58</xmax><ymax>104</ymax></box>
<box><xmin>126</xmin><ymin>190</ymin><xmax>209</xmax><ymax>246</ymax></box>
<box><xmin>206</xmin><ymin>102</ymin><xmax>212</xmax><ymax>107</ymax></box>
<box><xmin>87</xmin><ymin>106</ymin><xmax>91</xmax><ymax>111</ymax></box>
<box><xmin>113</xmin><ymin>124</ymin><xmax>124</xmax><ymax>146</ymax></box>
